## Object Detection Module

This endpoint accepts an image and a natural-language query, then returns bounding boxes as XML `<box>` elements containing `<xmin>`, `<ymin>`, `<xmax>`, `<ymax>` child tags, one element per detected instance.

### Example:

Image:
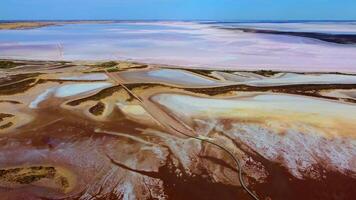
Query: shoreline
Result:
<box><xmin>1</xmin><ymin>58</ymin><xmax>356</xmax><ymax>75</ymax></box>
<box><xmin>220</xmin><ymin>27</ymin><xmax>356</xmax><ymax>45</ymax></box>
<box><xmin>1</xmin><ymin>21</ymin><xmax>355</xmax><ymax>73</ymax></box>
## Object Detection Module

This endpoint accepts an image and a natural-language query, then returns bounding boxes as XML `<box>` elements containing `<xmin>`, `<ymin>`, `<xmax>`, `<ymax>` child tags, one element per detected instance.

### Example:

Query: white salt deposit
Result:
<box><xmin>55</xmin><ymin>82</ymin><xmax>112</xmax><ymax>97</ymax></box>
<box><xmin>152</xmin><ymin>93</ymin><xmax>356</xmax><ymax>179</ymax></box>
<box><xmin>29</xmin><ymin>88</ymin><xmax>55</xmax><ymax>108</ymax></box>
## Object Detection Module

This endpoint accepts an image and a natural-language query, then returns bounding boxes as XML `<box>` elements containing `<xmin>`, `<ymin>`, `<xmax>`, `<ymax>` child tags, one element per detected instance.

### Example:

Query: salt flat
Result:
<box><xmin>0</xmin><ymin>59</ymin><xmax>355</xmax><ymax>200</ymax></box>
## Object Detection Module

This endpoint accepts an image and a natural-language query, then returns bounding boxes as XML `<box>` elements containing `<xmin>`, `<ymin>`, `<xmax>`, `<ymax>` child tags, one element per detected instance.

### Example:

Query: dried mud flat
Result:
<box><xmin>0</xmin><ymin>59</ymin><xmax>355</xmax><ymax>200</ymax></box>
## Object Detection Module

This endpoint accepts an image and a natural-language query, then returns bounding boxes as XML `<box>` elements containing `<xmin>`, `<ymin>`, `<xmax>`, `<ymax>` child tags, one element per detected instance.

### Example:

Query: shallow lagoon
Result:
<box><xmin>1</xmin><ymin>22</ymin><xmax>356</xmax><ymax>72</ymax></box>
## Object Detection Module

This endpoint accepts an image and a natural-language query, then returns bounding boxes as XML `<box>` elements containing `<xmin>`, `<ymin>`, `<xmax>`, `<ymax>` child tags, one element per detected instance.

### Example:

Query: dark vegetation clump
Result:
<box><xmin>89</xmin><ymin>101</ymin><xmax>106</xmax><ymax>116</ymax></box>
<box><xmin>14</xmin><ymin>174</ymin><xmax>48</xmax><ymax>184</ymax></box>
<box><xmin>254</xmin><ymin>70</ymin><xmax>279</xmax><ymax>77</ymax></box>
<box><xmin>0</xmin><ymin>166</ymin><xmax>58</xmax><ymax>184</ymax></box>
<box><xmin>0</xmin><ymin>60</ymin><xmax>22</xmax><ymax>69</ymax></box>
<box><xmin>91</xmin><ymin>61</ymin><xmax>120</xmax><ymax>72</ymax></box>
<box><xmin>0</xmin><ymin>168</ymin><xmax>20</xmax><ymax>177</ymax></box>
<box><xmin>0</xmin><ymin>122</ymin><xmax>13</xmax><ymax>129</ymax></box>
<box><xmin>95</xmin><ymin>61</ymin><xmax>118</xmax><ymax>68</ymax></box>
<box><xmin>106</xmin><ymin>67</ymin><xmax>120</xmax><ymax>72</ymax></box>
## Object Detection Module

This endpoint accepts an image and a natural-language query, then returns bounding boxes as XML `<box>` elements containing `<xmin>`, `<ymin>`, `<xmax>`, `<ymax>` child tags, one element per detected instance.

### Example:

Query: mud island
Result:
<box><xmin>0</xmin><ymin>59</ymin><xmax>355</xmax><ymax>200</ymax></box>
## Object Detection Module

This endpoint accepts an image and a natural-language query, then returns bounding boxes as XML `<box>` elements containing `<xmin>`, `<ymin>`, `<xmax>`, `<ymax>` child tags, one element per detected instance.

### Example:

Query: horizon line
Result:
<box><xmin>1</xmin><ymin>19</ymin><xmax>356</xmax><ymax>22</ymax></box>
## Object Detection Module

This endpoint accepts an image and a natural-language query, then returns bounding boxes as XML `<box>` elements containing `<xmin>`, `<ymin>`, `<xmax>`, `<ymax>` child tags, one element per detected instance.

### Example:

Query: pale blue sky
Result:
<box><xmin>1</xmin><ymin>0</ymin><xmax>356</xmax><ymax>21</ymax></box>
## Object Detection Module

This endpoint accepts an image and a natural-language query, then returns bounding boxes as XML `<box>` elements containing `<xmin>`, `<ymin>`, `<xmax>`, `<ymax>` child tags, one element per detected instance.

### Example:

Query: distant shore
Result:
<box><xmin>219</xmin><ymin>27</ymin><xmax>356</xmax><ymax>45</ymax></box>
<box><xmin>1</xmin><ymin>21</ymin><xmax>355</xmax><ymax>73</ymax></box>
<box><xmin>0</xmin><ymin>20</ymin><xmax>115</xmax><ymax>30</ymax></box>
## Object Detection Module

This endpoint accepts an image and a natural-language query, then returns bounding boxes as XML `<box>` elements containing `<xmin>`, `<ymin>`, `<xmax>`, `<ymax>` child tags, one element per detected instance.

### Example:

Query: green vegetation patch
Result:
<box><xmin>90</xmin><ymin>61</ymin><xmax>120</xmax><ymax>72</ymax></box>
<box><xmin>0</xmin><ymin>61</ymin><xmax>22</xmax><ymax>69</ymax></box>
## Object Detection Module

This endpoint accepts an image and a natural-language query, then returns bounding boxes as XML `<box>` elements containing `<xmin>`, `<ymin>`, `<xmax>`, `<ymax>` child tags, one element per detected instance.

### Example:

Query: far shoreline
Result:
<box><xmin>1</xmin><ymin>21</ymin><xmax>355</xmax><ymax>73</ymax></box>
<box><xmin>1</xmin><ymin>58</ymin><xmax>355</xmax><ymax>75</ymax></box>
<box><xmin>0</xmin><ymin>20</ymin><xmax>116</xmax><ymax>30</ymax></box>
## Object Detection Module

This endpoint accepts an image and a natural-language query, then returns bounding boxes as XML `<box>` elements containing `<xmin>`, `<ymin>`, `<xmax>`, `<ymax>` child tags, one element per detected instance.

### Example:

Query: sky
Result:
<box><xmin>1</xmin><ymin>0</ymin><xmax>356</xmax><ymax>21</ymax></box>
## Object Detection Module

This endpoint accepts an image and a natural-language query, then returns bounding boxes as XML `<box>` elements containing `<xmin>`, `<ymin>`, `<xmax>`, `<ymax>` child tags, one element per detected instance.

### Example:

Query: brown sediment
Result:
<box><xmin>127</xmin><ymin>64</ymin><xmax>149</xmax><ymax>70</ymax></box>
<box><xmin>234</xmin><ymin>140</ymin><xmax>356</xmax><ymax>200</ymax></box>
<box><xmin>0</xmin><ymin>59</ymin><xmax>355</xmax><ymax>200</ymax></box>
<box><xmin>0</xmin><ymin>113</ymin><xmax>14</xmax><ymax>121</ymax></box>
<box><xmin>0</xmin><ymin>165</ymin><xmax>75</xmax><ymax>193</ymax></box>
<box><xmin>0</xmin><ymin>100</ymin><xmax>21</xmax><ymax>104</ymax></box>
<box><xmin>122</xmin><ymin>82</ymin><xmax>356</xmax><ymax>103</ymax></box>
<box><xmin>183</xmin><ymin>83</ymin><xmax>356</xmax><ymax>95</ymax></box>
<box><xmin>0</xmin><ymin>78</ymin><xmax>38</xmax><ymax>95</ymax></box>
<box><xmin>0</xmin><ymin>122</ymin><xmax>13</xmax><ymax>129</ymax></box>
<box><xmin>106</xmin><ymin>149</ymin><xmax>250</xmax><ymax>200</ymax></box>
<box><xmin>0</xmin><ymin>113</ymin><xmax>14</xmax><ymax>129</ymax></box>
<box><xmin>0</xmin><ymin>73</ymin><xmax>42</xmax><ymax>86</ymax></box>
<box><xmin>251</xmin><ymin>152</ymin><xmax>356</xmax><ymax>200</ymax></box>
<box><xmin>0</xmin><ymin>22</ymin><xmax>58</xmax><ymax>30</ymax></box>
<box><xmin>0</xmin><ymin>166</ymin><xmax>56</xmax><ymax>184</ymax></box>
<box><xmin>184</xmin><ymin>83</ymin><xmax>356</xmax><ymax>102</ymax></box>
